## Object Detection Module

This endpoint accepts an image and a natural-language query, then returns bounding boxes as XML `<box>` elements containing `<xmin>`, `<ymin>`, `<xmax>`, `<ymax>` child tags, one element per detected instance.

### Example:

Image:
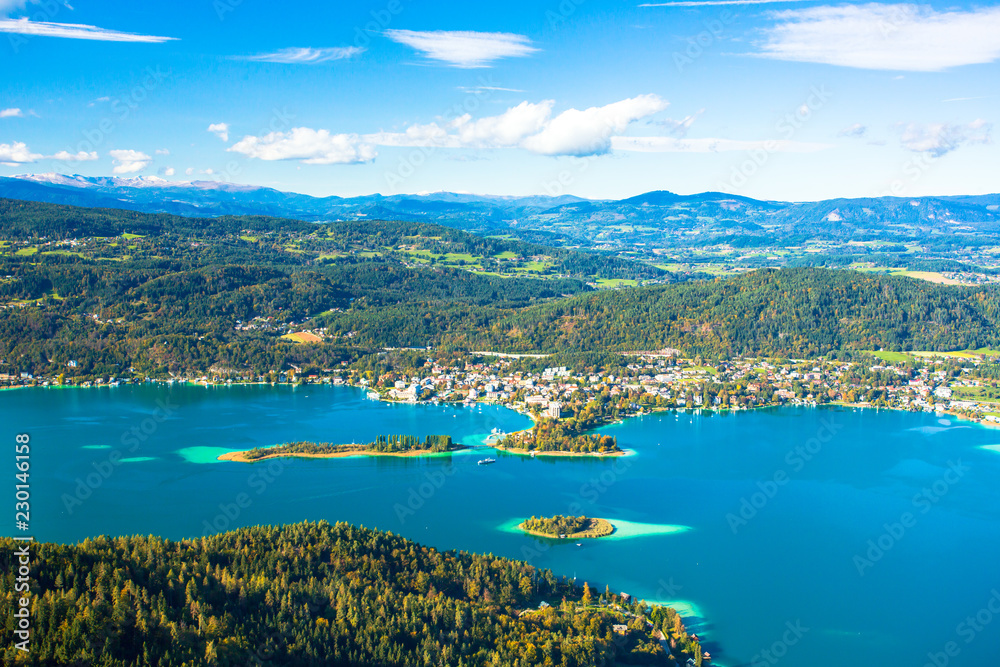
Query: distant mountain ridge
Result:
<box><xmin>4</xmin><ymin>173</ymin><xmax>999</xmax><ymax>251</ymax></box>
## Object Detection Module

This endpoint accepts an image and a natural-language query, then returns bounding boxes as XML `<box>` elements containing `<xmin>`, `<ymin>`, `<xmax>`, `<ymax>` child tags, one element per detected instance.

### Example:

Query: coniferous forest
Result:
<box><xmin>0</xmin><ymin>521</ymin><xmax>704</xmax><ymax>666</ymax></box>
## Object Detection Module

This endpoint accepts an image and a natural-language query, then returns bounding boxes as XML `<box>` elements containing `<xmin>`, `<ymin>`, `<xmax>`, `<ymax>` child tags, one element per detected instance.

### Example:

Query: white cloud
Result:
<box><xmin>159</xmin><ymin>167</ymin><xmax>175</xmax><ymax>177</ymax></box>
<box><xmin>611</xmin><ymin>136</ymin><xmax>833</xmax><ymax>153</ymax></box>
<box><xmin>155</xmin><ymin>148</ymin><xmax>170</xmax><ymax>155</ymax></box>
<box><xmin>385</xmin><ymin>29</ymin><xmax>537</xmax><ymax>68</ymax></box>
<box><xmin>0</xmin><ymin>18</ymin><xmax>177</xmax><ymax>42</ymax></box>
<box><xmin>232</xmin><ymin>95</ymin><xmax>675</xmax><ymax>164</ymax></box>
<box><xmin>897</xmin><ymin>120</ymin><xmax>991</xmax><ymax>157</ymax></box>
<box><xmin>243</xmin><ymin>46</ymin><xmax>363</xmax><ymax>64</ymax></box>
<box><xmin>0</xmin><ymin>107</ymin><xmax>22</xmax><ymax>118</ymax></box>
<box><xmin>838</xmin><ymin>123</ymin><xmax>867</xmax><ymax>138</ymax></box>
<box><xmin>0</xmin><ymin>141</ymin><xmax>41</xmax><ymax>163</ymax></box>
<box><xmin>207</xmin><ymin>122</ymin><xmax>229</xmax><ymax>142</ymax></box>
<box><xmin>228</xmin><ymin>127</ymin><xmax>377</xmax><ymax>165</ymax></box>
<box><xmin>454</xmin><ymin>101</ymin><xmax>554</xmax><ymax>148</ymax></box>
<box><xmin>523</xmin><ymin>95</ymin><xmax>669</xmax><ymax>155</ymax></box>
<box><xmin>366</xmin><ymin>95</ymin><xmax>669</xmax><ymax>157</ymax></box>
<box><xmin>51</xmin><ymin>150</ymin><xmax>97</xmax><ymax>161</ymax></box>
<box><xmin>109</xmin><ymin>149</ymin><xmax>151</xmax><ymax>174</ymax></box>
<box><xmin>185</xmin><ymin>167</ymin><xmax>194</xmax><ymax>175</ymax></box>
<box><xmin>757</xmin><ymin>4</ymin><xmax>1000</xmax><ymax>71</ymax></box>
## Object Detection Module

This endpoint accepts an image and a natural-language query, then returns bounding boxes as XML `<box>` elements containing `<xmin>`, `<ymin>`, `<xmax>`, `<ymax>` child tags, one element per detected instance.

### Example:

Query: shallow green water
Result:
<box><xmin>4</xmin><ymin>383</ymin><xmax>999</xmax><ymax>666</ymax></box>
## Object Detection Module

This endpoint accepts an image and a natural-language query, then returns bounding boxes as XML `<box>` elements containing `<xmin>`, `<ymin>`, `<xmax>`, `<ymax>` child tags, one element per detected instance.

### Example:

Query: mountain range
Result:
<box><xmin>4</xmin><ymin>173</ymin><xmax>1000</xmax><ymax>253</ymax></box>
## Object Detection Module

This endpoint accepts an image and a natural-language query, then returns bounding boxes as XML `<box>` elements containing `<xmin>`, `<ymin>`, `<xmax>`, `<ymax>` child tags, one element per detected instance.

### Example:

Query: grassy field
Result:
<box><xmin>594</xmin><ymin>278</ymin><xmax>638</xmax><ymax>288</ymax></box>
<box><xmin>14</xmin><ymin>247</ymin><xmax>38</xmax><ymax>256</ymax></box>
<box><xmin>890</xmin><ymin>270</ymin><xmax>965</xmax><ymax>285</ymax></box>
<box><xmin>281</xmin><ymin>332</ymin><xmax>323</xmax><ymax>344</ymax></box>
<box><xmin>911</xmin><ymin>350</ymin><xmax>981</xmax><ymax>359</ymax></box>
<box><xmin>953</xmin><ymin>386</ymin><xmax>1000</xmax><ymax>404</ymax></box>
<box><xmin>684</xmin><ymin>365</ymin><xmax>719</xmax><ymax>374</ymax></box>
<box><xmin>868</xmin><ymin>350</ymin><xmax>914</xmax><ymax>363</ymax></box>
<box><xmin>868</xmin><ymin>349</ymin><xmax>1000</xmax><ymax>363</ymax></box>
<box><xmin>41</xmin><ymin>249</ymin><xmax>83</xmax><ymax>257</ymax></box>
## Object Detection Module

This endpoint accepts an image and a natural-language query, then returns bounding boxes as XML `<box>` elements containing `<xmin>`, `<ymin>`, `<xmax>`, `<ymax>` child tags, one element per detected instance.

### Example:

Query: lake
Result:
<box><xmin>4</xmin><ymin>383</ymin><xmax>999</xmax><ymax>666</ymax></box>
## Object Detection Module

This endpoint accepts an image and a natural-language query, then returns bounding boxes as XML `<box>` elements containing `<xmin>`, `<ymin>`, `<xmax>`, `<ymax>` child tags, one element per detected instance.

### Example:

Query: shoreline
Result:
<box><xmin>218</xmin><ymin>445</ymin><xmax>468</xmax><ymax>463</ymax></box>
<box><xmin>496</xmin><ymin>445</ymin><xmax>632</xmax><ymax>458</ymax></box>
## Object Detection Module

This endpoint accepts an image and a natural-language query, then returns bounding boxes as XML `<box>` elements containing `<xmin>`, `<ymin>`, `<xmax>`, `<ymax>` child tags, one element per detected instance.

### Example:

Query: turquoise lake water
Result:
<box><xmin>3</xmin><ymin>383</ymin><xmax>1000</xmax><ymax>666</ymax></box>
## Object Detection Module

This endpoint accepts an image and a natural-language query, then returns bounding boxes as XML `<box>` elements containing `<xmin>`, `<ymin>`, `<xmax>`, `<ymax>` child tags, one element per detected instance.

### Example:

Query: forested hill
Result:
<box><xmin>0</xmin><ymin>198</ymin><xmax>666</xmax><ymax>282</ymax></box>
<box><xmin>468</xmin><ymin>267</ymin><xmax>1000</xmax><ymax>357</ymax></box>
<box><xmin>0</xmin><ymin>521</ymin><xmax>703</xmax><ymax>666</ymax></box>
<box><xmin>0</xmin><ymin>199</ymin><xmax>668</xmax><ymax>379</ymax></box>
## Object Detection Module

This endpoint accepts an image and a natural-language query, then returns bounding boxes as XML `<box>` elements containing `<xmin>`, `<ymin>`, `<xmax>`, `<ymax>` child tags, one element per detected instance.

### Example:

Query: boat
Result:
<box><xmin>477</xmin><ymin>457</ymin><xmax>496</xmax><ymax>465</ymax></box>
<box><xmin>575</xmin><ymin>543</ymin><xmax>582</xmax><ymax>547</ymax></box>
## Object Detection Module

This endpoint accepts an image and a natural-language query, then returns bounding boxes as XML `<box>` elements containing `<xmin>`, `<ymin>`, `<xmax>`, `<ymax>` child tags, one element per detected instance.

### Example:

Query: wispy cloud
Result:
<box><xmin>51</xmin><ymin>150</ymin><xmax>97</xmax><ymax>161</ymax></box>
<box><xmin>0</xmin><ymin>18</ymin><xmax>177</xmax><ymax>42</ymax></box>
<box><xmin>457</xmin><ymin>85</ymin><xmax>526</xmax><ymax>93</ymax></box>
<box><xmin>897</xmin><ymin>120</ymin><xmax>991</xmax><ymax>157</ymax></box>
<box><xmin>942</xmin><ymin>95</ymin><xmax>995</xmax><ymax>103</ymax></box>
<box><xmin>611</xmin><ymin>136</ymin><xmax>833</xmax><ymax>153</ymax></box>
<box><xmin>242</xmin><ymin>46</ymin><xmax>364</xmax><ymax>64</ymax></box>
<box><xmin>756</xmin><ymin>4</ymin><xmax>1000</xmax><ymax>71</ymax></box>
<box><xmin>838</xmin><ymin>123</ymin><xmax>867</xmax><ymax>138</ymax></box>
<box><xmin>385</xmin><ymin>30</ymin><xmax>538</xmax><ymax>68</ymax></box>
<box><xmin>207</xmin><ymin>123</ymin><xmax>229</xmax><ymax>142</ymax></box>
<box><xmin>641</xmin><ymin>0</ymin><xmax>810</xmax><ymax>6</ymax></box>
<box><xmin>109</xmin><ymin>149</ymin><xmax>152</xmax><ymax>174</ymax></box>
<box><xmin>653</xmin><ymin>109</ymin><xmax>705</xmax><ymax>138</ymax></box>
<box><xmin>0</xmin><ymin>107</ymin><xmax>22</xmax><ymax>118</ymax></box>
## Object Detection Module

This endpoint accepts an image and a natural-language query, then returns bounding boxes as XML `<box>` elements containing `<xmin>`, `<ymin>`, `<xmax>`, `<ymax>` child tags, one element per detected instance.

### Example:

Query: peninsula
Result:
<box><xmin>519</xmin><ymin>515</ymin><xmax>616</xmax><ymax>539</ymax></box>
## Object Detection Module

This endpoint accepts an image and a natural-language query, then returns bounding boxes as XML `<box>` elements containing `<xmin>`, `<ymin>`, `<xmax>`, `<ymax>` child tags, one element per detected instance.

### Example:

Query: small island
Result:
<box><xmin>218</xmin><ymin>435</ymin><xmax>462</xmax><ymax>462</ymax></box>
<box><xmin>518</xmin><ymin>514</ymin><xmax>616</xmax><ymax>539</ymax></box>
<box><xmin>498</xmin><ymin>418</ymin><xmax>625</xmax><ymax>456</ymax></box>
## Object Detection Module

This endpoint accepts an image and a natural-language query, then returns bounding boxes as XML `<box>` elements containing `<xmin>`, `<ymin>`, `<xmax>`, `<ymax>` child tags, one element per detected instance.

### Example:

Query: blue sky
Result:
<box><xmin>0</xmin><ymin>0</ymin><xmax>997</xmax><ymax>200</ymax></box>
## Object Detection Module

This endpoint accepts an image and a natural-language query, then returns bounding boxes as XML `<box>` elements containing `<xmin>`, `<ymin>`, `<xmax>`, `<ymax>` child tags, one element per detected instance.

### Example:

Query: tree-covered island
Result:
<box><xmin>519</xmin><ymin>515</ymin><xmax>616</xmax><ymax>539</ymax></box>
<box><xmin>219</xmin><ymin>434</ymin><xmax>458</xmax><ymax>462</ymax></box>
<box><xmin>498</xmin><ymin>418</ymin><xmax>624</xmax><ymax>456</ymax></box>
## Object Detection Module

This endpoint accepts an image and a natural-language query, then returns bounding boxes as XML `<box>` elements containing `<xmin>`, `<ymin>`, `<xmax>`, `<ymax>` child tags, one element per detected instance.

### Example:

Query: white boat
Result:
<box><xmin>477</xmin><ymin>457</ymin><xmax>496</xmax><ymax>465</ymax></box>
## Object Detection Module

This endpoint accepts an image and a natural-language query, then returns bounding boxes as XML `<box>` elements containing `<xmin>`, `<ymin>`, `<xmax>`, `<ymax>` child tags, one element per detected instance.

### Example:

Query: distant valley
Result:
<box><xmin>4</xmin><ymin>174</ymin><xmax>1000</xmax><ymax>282</ymax></box>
